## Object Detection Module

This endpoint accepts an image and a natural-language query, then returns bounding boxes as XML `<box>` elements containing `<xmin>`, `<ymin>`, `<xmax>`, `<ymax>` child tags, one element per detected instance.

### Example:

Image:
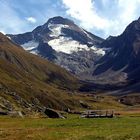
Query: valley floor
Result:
<box><xmin>0</xmin><ymin>112</ymin><xmax>140</xmax><ymax>140</ymax></box>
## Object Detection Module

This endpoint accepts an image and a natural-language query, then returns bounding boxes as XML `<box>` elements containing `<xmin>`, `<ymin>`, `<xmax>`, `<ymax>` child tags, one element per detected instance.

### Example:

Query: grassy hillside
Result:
<box><xmin>0</xmin><ymin>32</ymin><xmax>83</xmax><ymax>114</ymax></box>
<box><xmin>0</xmin><ymin>32</ymin><xmax>136</xmax><ymax>116</ymax></box>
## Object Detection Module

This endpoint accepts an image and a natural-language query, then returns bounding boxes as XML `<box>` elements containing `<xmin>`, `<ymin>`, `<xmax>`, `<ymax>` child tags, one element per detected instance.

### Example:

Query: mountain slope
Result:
<box><xmin>0</xmin><ymin>32</ymin><xmax>85</xmax><ymax>115</ymax></box>
<box><xmin>7</xmin><ymin>16</ymin><xmax>107</xmax><ymax>75</ymax></box>
<box><xmin>92</xmin><ymin>17</ymin><xmax>140</xmax><ymax>93</ymax></box>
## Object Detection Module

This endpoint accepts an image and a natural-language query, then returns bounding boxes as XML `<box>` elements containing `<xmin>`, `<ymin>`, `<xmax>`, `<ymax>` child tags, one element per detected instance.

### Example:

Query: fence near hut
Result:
<box><xmin>81</xmin><ymin>110</ymin><xmax>114</xmax><ymax>118</ymax></box>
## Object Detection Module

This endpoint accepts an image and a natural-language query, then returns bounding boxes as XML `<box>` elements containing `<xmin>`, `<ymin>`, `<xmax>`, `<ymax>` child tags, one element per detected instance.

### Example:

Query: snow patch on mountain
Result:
<box><xmin>30</xmin><ymin>49</ymin><xmax>39</xmax><ymax>55</ymax></box>
<box><xmin>48</xmin><ymin>36</ymin><xmax>105</xmax><ymax>55</ymax></box>
<box><xmin>48</xmin><ymin>36</ymin><xmax>89</xmax><ymax>54</ymax></box>
<box><xmin>48</xmin><ymin>23</ymin><xmax>69</xmax><ymax>37</ymax></box>
<box><xmin>7</xmin><ymin>36</ymin><xmax>11</xmax><ymax>40</ymax></box>
<box><xmin>90</xmin><ymin>46</ymin><xmax>106</xmax><ymax>56</ymax></box>
<box><xmin>82</xmin><ymin>29</ymin><xmax>93</xmax><ymax>40</ymax></box>
<box><xmin>21</xmin><ymin>41</ymin><xmax>39</xmax><ymax>51</ymax></box>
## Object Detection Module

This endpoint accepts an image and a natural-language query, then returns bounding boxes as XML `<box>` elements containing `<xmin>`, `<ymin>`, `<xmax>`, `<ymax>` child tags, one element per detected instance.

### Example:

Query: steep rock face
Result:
<box><xmin>92</xmin><ymin>17</ymin><xmax>140</xmax><ymax>92</ymax></box>
<box><xmin>7</xmin><ymin>16</ymin><xmax>108</xmax><ymax>76</ymax></box>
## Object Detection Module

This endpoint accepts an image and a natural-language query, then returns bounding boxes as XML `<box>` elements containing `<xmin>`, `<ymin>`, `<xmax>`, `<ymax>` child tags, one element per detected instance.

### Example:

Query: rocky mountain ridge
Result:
<box><xmin>7</xmin><ymin>16</ymin><xmax>109</xmax><ymax>75</ymax></box>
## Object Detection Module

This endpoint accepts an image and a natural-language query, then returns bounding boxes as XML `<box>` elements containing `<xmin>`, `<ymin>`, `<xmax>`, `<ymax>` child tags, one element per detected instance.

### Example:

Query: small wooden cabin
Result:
<box><xmin>81</xmin><ymin>110</ymin><xmax>114</xmax><ymax>118</ymax></box>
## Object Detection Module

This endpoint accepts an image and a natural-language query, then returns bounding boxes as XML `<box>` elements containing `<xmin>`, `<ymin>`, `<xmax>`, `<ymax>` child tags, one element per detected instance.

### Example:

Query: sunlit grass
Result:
<box><xmin>0</xmin><ymin>115</ymin><xmax>140</xmax><ymax>140</ymax></box>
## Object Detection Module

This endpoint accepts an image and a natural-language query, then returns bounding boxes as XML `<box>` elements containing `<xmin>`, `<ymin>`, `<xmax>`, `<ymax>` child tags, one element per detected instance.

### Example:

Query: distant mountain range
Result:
<box><xmin>1</xmin><ymin>16</ymin><xmax>140</xmax><ymax>116</ymax></box>
<box><xmin>6</xmin><ymin>16</ymin><xmax>140</xmax><ymax>94</ymax></box>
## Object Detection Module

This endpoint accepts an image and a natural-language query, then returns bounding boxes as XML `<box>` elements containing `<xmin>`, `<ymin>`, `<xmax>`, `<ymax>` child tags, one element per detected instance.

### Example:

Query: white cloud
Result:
<box><xmin>1</xmin><ymin>0</ymin><xmax>140</xmax><ymax>37</ymax></box>
<box><xmin>26</xmin><ymin>17</ymin><xmax>37</xmax><ymax>23</ymax></box>
<box><xmin>62</xmin><ymin>0</ymin><xmax>140</xmax><ymax>38</ymax></box>
<box><xmin>62</xmin><ymin>0</ymin><xmax>109</xmax><ymax>30</ymax></box>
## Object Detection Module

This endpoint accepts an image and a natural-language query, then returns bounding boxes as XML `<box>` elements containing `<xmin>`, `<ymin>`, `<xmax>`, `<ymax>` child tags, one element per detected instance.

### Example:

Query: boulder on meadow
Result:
<box><xmin>44</xmin><ymin>108</ymin><xmax>65</xmax><ymax>118</ymax></box>
<box><xmin>0</xmin><ymin>111</ymin><xmax>8</xmax><ymax>115</ymax></box>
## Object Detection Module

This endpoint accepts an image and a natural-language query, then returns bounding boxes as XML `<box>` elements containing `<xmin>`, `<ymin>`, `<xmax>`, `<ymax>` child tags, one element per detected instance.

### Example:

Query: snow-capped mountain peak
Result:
<box><xmin>7</xmin><ymin>16</ymin><xmax>107</xmax><ymax>75</ymax></box>
<box><xmin>48</xmin><ymin>23</ymin><xmax>69</xmax><ymax>37</ymax></box>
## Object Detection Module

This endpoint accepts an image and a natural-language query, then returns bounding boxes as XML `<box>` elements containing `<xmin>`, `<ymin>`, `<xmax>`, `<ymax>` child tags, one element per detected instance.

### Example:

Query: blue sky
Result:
<box><xmin>1</xmin><ymin>0</ymin><xmax>140</xmax><ymax>38</ymax></box>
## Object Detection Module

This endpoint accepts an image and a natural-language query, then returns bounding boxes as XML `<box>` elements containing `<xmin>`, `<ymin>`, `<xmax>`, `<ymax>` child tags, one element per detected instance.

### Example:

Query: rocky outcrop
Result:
<box><xmin>44</xmin><ymin>108</ymin><xmax>65</xmax><ymax>118</ymax></box>
<box><xmin>0</xmin><ymin>110</ymin><xmax>8</xmax><ymax>115</ymax></box>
